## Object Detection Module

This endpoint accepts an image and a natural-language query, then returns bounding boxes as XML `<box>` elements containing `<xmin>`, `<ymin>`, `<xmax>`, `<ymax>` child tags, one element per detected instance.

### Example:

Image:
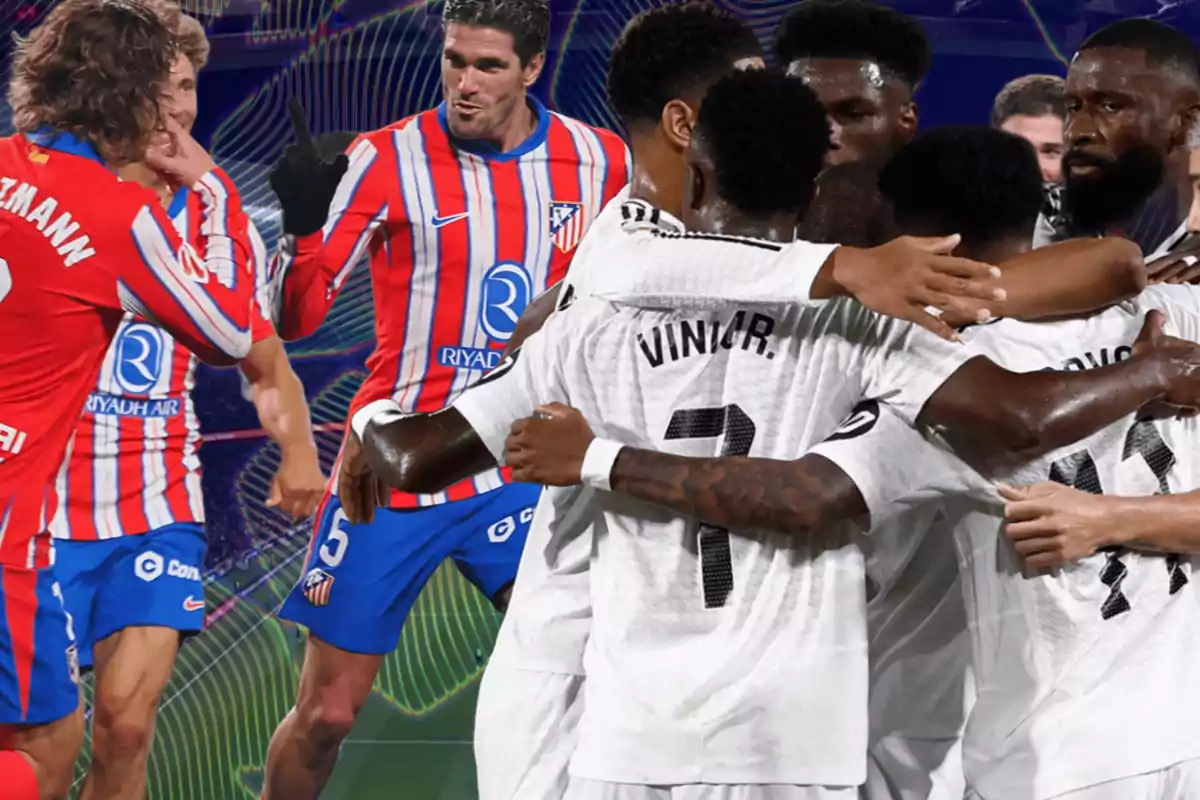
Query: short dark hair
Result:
<box><xmin>774</xmin><ymin>0</ymin><xmax>930</xmax><ymax>90</ymax></box>
<box><xmin>1078</xmin><ymin>18</ymin><xmax>1200</xmax><ymax>84</ymax></box>
<box><xmin>8</xmin><ymin>0</ymin><xmax>180</xmax><ymax>164</ymax></box>
<box><xmin>991</xmin><ymin>74</ymin><xmax>1065</xmax><ymax>127</ymax></box>
<box><xmin>878</xmin><ymin>126</ymin><xmax>1044</xmax><ymax>245</ymax></box>
<box><xmin>695</xmin><ymin>70</ymin><xmax>830</xmax><ymax>216</ymax></box>
<box><xmin>607</xmin><ymin>3</ymin><xmax>763</xmax><ymax>130</ymax></box>
<box><xmin>443</xmin><ymin>0</ymin><xmax>550</xmax><ymax>65</ymax></box>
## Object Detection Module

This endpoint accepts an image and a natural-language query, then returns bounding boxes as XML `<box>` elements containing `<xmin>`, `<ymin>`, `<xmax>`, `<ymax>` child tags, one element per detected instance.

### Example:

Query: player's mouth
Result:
<box><xmin>454</xmin><ymin>101</ymin><xmax>483</xmax><ymax>116</ymax></box>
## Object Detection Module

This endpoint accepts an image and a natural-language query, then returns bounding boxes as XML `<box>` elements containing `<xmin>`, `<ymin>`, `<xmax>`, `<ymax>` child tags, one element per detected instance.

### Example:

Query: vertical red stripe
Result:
<box><xmin>412</xmin><ymin>113</ymin><xmax>470</xmax><ymax>415</ymax></box>
<box><xmin>597</xmin><ymin>132</ymin><xmax>631</xmax><ymax>211</ymax></box>
<box><xmin>162</xmin><ymin>345</ymin><xmax>194</xmax><ymax>524</ymax></box>
<box><xmin>115</xmin><ymin>413</ymin><xmax>149</xmax><ymax>535</ymax></box>
<box><xmin>2</xmin><ymin>569</ymin><xmax>38</xmax><ymax>719</ymax></box>
<box><xmin>543</xmin><ymin>117</ymin><xmax>585</xmax><ymax>284</ymax></box>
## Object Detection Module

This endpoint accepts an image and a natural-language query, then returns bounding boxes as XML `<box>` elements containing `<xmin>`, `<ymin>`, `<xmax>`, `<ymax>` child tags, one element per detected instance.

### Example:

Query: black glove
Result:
<box><xmin>268</xmin><ymin>98</ymin><xmax>349</xmax><ymax>238</ymax></box>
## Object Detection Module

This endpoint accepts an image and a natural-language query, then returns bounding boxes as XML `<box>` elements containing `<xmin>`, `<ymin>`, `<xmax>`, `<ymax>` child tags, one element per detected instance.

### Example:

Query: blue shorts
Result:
<box><xmin>0</xmin><ymin>566</ymin><xmax>80</xmax><ymax>725</ymax></box>
<box><xmin>279</xmin><ymin>484</ymin><xmax>539</xmax><ymax>655</ymax></box>
<box><xmin>54</xmin><ymin>523</ymin><xmax>207</xmax><ymax>669</ymax></box>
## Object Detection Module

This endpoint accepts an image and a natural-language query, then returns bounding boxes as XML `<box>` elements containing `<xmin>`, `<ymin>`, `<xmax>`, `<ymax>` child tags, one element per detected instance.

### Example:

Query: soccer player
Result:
<box><xmin>505</xmin><ymin>125</ymin><xmax>1200</xmax><ymax>800</ymax></box>
<box><xmin>46</xmin><ymin>15</ymin><xmax>322</xmax><ymax>800</ymax></box>
<box><xmin>776</xmin><ymin>0</ymin><xmax>928</xmax><ymax>168</ymax></box>
<box><xmin>992</xmin><ymin>74</ymin><xmax>1067</xmax><ymax>184</ymax></box>
<box><xmin>0</xmin><ymin>1</ymin><xmax>258</xmax><ymax>796</ymax></box>
<box><xmin>354</xmin><ymin>72</ymin><xmax>1200</xmax><ymax>800</ymax></box>
<box><xmin>1041</xmin><ymin>19</ymin><xmax>1199</xmax><ymax>258</ymax></box>
<box><xmin>259</xmin><ymin>1</ymin><xmax>630</xmax><ymax>797</ymax></box>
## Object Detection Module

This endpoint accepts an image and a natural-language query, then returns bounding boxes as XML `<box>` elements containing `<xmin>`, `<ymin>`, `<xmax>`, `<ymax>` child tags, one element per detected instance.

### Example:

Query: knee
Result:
<box><xmin>293</xmin><ymin>685</ymin><xmax>359</xmax><ymax>749</ymax></box>
<box><xmin>91</xmin><ymin>695</ymin><xmax>155</xmax><ymax>760</ymax></box>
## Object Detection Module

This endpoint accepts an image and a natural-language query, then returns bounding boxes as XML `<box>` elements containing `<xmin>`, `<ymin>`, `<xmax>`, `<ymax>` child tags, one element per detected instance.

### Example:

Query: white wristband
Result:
<box><xmin>350</xmin><ymin>399</ymin><xmax>402</xmax><ymax>440</ymax></box>
<box><xmin>579</xmin><ymin>438</ymin><xmax>624</xmax><ymax>491</ymax></box>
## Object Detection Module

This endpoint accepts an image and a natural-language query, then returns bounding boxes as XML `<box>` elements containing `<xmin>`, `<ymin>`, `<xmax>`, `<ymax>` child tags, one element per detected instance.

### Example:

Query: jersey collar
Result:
<box><xmin>620</xmin><ymin>199</ymin><xmax>685</xmax><ymax>234</ymax></box>
<box><xmin>437</xmin><ymin>96</ymin><xmax>550</xmax><ymax>162</ymax></box>
<box><xmin>27</xmin><ymin>127</ymin><xmax>105</xmax><ymax>165</ymax></box>
<box><xmin>166</xmin><ymin>185</ymin><xmax>189</xmax><ymax>218</ymax></box>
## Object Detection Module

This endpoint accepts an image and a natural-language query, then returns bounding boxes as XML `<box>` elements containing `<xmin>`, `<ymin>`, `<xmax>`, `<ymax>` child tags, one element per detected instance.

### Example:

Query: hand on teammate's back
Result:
<box><xmin>825</xmin><ymin>234</ymin><xmax>1005</xmax><ymax>341</ymax></box>
<box><xmin>269</xmin><ymin>98</ymin><xmax>350</xmax><ymax>237</ymax></box>
<box><xmin>506</xmin><ymin>403</ymin><xmax>596</xmax><ymax>486</ymax></box>
<box><xmin>144</xmin><ymin>116</ymin><xmax>217</xmax><ymax>187</ymax></box>
<box><xmin>1131</xmin><ymin>309</ymin><xmax>1200</xmax><ymax>409</ymax></box>
<box><xmin>1146</xmin><ymin>233</ymin><xmax>1200</xmax><ymax>284</ymax></box>
<box><xmin>338</xmin><ymin>431</ymin><xmax>389</xmax><ymax>524</ymax></box>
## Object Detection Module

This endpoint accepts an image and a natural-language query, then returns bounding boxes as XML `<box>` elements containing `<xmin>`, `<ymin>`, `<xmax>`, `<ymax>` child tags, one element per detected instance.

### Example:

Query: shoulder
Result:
<box><xmin>355</xmin><ymin>114</ymin><xmax>429</xmax><ymax>157</ymax></box>
<box><xmin>548</xmin><ymin>113</ymin><xmax>627</xmax><ymax>160</ymax></box>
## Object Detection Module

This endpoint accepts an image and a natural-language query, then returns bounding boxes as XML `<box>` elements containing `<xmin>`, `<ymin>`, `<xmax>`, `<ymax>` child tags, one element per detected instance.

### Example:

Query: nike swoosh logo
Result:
<box><xmin>430</xmin><ymin>212</ymin><xmax>469</xmax><ymax>228</ymax></box>
<box><xmin>183</xmin><ymin>596</ymin><xmax>205</xmax><ymax>611</ymax></box>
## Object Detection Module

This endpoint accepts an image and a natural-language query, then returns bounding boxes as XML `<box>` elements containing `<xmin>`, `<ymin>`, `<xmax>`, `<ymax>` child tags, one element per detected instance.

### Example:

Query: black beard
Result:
<box><xmin>1061</xmin><ymin>145</ymin><xmax>1166</xmax><ymax>235</ymax></box>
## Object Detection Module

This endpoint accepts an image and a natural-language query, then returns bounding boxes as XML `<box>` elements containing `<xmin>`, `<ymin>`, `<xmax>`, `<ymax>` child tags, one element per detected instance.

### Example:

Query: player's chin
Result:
<box><xmin>447</xmin><ymin>113</ymin><xmax>489</xmax><ymax>140</ymax></box>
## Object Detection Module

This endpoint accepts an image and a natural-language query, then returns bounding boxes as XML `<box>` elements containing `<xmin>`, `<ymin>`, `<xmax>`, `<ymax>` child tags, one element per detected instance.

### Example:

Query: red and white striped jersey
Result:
<box><xmin>50</xmin><ymin>189</ymin><xmax>274</xmax><ymax>541</ymax></box>
<box><xmin>0</xmin><ymin>131</ymin><xmax>255</xmax><ymax>569</ymax></box>
<box><xmin>278</xmin><ymin>99</ymin><xmax>629</xmax><ymax>508</ymax></box>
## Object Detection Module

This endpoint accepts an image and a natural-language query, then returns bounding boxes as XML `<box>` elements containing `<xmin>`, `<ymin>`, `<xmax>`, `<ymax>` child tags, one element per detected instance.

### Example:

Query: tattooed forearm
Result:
<box><xmin>610</xmin><ymin>448</ymin><xmax>867</xmax><ymax>535</ymax></box>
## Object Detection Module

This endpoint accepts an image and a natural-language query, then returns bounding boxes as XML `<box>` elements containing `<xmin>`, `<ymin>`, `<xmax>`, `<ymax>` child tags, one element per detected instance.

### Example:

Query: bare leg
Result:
<box><xmin>263</xmin><ymin>635</ymin><xmax>383</xmax><ymax>800</ymax></box>
<box><xmin>79</xmin><ymin>625</ymin><xmax>179</xmax><ymax>800</ymax></box>
<box><xmin>2</xmin><ymin>699</ymin><xmax>86</xmax><ymax>799</ymax></box>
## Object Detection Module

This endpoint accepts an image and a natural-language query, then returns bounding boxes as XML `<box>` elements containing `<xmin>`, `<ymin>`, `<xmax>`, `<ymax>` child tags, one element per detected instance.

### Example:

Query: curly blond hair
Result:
<box><xmin>177</xmin><ymin>13</ymin><xmax>209</xmax><ymax>71</ymax></box>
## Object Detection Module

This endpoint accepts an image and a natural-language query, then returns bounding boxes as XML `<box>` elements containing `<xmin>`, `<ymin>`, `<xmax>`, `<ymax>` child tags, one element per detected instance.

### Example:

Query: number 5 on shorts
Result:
<box><xmin>319</xmin><ymin>509</ymin><xmax>351</xmax><ymax>568</ymax></box>
<box><xmin>664</xmin><ymin>404</ymin><xmax>757</xmax><ymax>609</ymax></box>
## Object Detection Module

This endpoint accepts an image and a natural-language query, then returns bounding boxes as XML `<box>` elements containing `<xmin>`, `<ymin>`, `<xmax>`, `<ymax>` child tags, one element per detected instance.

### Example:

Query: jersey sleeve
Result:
<box><xmin>276</xmin><ymin>134</ymin><xmax>395</xmax><ymax>340</ymax></box>
<box><xmin>859</xmin><ymin>311</ymin><xmax>980</xmax><ymax>426</ymax></box>
<box><xmin>806</xmin><ymin>401</ymin><xmax>988</xmax><ymax>529</ymax></box>
<box><xmin>452</xmin><ymin>314</ymin><xmax>571</xmax><ymax>460</ymax></box>
<box><xmin>247</xmin><ymin>217</ymin><xmax>276</xmax><ymax>342</ymax></box>
<box><xmin>115</xmin><ymin>169</ymin><xmax>254</xmax><ymax>365</ymax></box>
<box><xmin>584</xmin><ymin>226</ymin><xmax>839</xmax><ymax>309</ymax></box>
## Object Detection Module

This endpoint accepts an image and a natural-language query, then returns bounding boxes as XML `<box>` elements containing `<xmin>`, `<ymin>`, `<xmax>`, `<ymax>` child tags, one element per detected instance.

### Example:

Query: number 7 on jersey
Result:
<box><xmin>664</xmin><ymin>404</ymin><xmax>756</xmax><ymax>609</ymax></box>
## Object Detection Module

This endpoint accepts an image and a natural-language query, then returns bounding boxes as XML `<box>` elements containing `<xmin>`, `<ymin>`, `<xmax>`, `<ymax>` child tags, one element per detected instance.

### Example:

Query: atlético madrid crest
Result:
<box><xmin>302</xmin><ymin>568</ymin><xmax>334</xmax><ymax>606</ymax></box>
<box><xmin>549</xmin><ymin>201</ymin><xmax>584</xmax><ymax>253</ymax></box>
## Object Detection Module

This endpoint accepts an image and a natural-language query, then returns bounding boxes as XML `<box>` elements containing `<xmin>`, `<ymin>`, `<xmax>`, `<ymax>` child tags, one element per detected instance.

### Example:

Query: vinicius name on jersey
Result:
<box><xmin>1060</xmin><ymin>344</ymin><xmax>1132</xmax><ymax>371</ymax></box>
<box><xmin>638</xmin><ymin>310</ymin><xmax>778</xmax><ymax>369</ymax></box>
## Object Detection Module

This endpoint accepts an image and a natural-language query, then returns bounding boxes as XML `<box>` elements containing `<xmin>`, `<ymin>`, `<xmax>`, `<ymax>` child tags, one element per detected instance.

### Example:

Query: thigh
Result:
<box><xmin>279</xmin><ymin>494</ymin><xmax>456</xmax><ymax>655</ymax></box>
<box><xmin>90</xmin><ymin>524</ymin><xmax>207</xmax><ymax>665</ymax></box>
<box><xmin>565</xmin><ymin>777</ymin><xmax>670</xmax><ymax>800</ymax></box>
<box><xmin>451</xmin><ymin>483</ymin><xmax>541</xmax><ymax>606</ymax></box>
<box><xmin>90</xmin><ymin>624</ymin><xmax>181</xmax><ymax>720</ymax></box>
<box><xmin>0</xmin><ymin>567</ymin><xmax>80</xmax><ymax>725</ymax></box>
<box><xmin>475</xmin><ymin>666</ymin><xmax>583</xmax><ymax>800</ymax></box>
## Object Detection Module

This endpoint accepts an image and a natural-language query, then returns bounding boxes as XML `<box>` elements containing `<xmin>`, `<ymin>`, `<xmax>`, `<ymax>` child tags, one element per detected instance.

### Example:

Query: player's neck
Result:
<box><xmin>117</xmin><ymin>161</ymin><xmax>172</xmax><ymax>205</ymax></box>
<box><xmin>491</xmin><ymin>97</ymin><xmax>539</xmax><ymax>152</ymax></box>
<box><xmin>702</xmin><ymin>204</ymin><xmax>797</xmax><ymax>243</ymax></box>
<box><xmin>628</xmin><ymin>134</ymin><xmax>684</xmax><ymax>218</ymax></box>
<box><xmin>1113</xmin><ymin>161</ymin><xmax>1191</xmax><ymax>250</ymax></box>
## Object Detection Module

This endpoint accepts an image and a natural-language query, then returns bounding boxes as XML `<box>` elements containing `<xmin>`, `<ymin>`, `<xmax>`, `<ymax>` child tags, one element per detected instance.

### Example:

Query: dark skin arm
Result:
<box><xmin>940</xmin><ymin>237</ymin><xmax>1146</xmax><ymax>326</ymax></box>
<box><xmin>504</xmin><ymin>313</ymin><xmax>1200</xmax><ymax>535</ymax></box>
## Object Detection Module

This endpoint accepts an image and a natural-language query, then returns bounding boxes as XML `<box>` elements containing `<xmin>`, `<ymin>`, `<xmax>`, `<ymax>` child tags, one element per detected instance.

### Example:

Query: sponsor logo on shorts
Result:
<box><xmin>135</xmin><ymin>551</ymin><xmax>201</xmax><ymax>583</ymax></box>
<box><xmin>65</xmin><ymin>644</ymin><xmax>80</xmax><ymax>685</ymax></box>
<box><xmin>486</xmin><ymin>506</ymin><xmax>535</xmax><ymax>544</ymax></box>
<box><xmin>182</xmin><ymin>595</ymin><xmax>205</xmax><ymax>612</ymax></box>
<box><xmin>135</xmin><ymin>551</ymin><xmax>165</xmax><ymax>582</ymax></box>
<box><xmin>302</xmin><ymin>568</ymin><xmax>335</xmax><ymax>606</ymax></box>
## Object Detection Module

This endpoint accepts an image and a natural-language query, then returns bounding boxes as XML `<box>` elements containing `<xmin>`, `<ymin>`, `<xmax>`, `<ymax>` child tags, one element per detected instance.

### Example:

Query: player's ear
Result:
<box><xmin>661</xmin><ymin>99</ymin><xmax>695</xmax><ymax>152</ymax></box>
<box><xmin>1171</xmin><ymin>101</ymin><xmax>1200</xmax><ymax>152</ymax></box>
<box><xmin>897</xmin><ymin>100</ymin><xmax>919</xmax><ymax>143</ymax></box>
<box><xmin>521</xmin><ymin>52</ymin><xmax>545</xmax><ymax>89</ymax></box>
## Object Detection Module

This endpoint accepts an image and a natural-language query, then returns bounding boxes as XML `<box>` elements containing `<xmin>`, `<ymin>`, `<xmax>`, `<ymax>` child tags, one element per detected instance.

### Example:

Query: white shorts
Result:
<box><xmin>474</xmin><ymin>664</ymin><xmax>583</xmax><ymax>800</ymax></box>
<box><xmin>1046</xmin><ymin>758</ymin><xmax>1200</xmax><ymax>800</ymax></box>
<box><xmin>965</xmin><ymin>757</ymin><xmax>1200</xmax><ymax>800</ymax></box>
<box><xmin>565</xmin><ymin>778</ymin><xmax>858</xmax><ymax>800</ymax></box>
<box><xmin>862</xmin><ymin>735</ymin><xmax>965</xmax><ymax>800</ymax></box>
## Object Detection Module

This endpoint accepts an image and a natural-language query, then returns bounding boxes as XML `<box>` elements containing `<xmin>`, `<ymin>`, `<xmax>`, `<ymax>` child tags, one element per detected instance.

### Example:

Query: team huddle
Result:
<box><xmin>1</xmin><ymin>0</ymin><xmax>1200</xmax><ymax>798</ymax></box>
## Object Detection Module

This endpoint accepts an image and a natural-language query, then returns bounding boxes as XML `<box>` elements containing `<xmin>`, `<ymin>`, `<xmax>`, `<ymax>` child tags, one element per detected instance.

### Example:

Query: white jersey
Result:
<box><xmin>810</xmin><ymin>285</ymin><xmax>1200</xmax><ymax>800</ymax></box>
<box><xmin>455</xmin><ymin>261</ymin><xmax>976</xmax><ymax>785</ymax></box>
<box><xmin>487</xmin><ymin>189</ymin><xmax>681</xmax><ymax>675</ymax></box>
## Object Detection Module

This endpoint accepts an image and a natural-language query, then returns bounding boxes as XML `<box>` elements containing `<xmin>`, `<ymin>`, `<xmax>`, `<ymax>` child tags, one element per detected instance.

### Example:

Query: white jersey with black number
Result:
<box><xmin>455</xmin><ymin>279</ymin><xmax>976</xmax><ymax>785</ymax></box>
<box><xmin>486</xmin><ymin>193</ymin><xmax>686</xmax><ymax>675</ymax></box>
<box><xmin>810</xmin><ymin>284</ymin><xmax>1200</xmax><ymax>800</ymax></box>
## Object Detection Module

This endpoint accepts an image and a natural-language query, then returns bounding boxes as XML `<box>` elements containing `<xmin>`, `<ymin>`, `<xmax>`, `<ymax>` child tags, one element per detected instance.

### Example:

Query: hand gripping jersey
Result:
<box><xmin>0</xmin><ymin>131</ymin><xmax>254</xmax><ymax>569</ymax></box>
<box><xmin>50</xmin><ymin>191</ymin><xmax>274</xmax><ymax>541</ymax></box>
<box><xmin>452</xmin><ymin>235</ymin><xmax>978</xmax><ymax>786</ymax></box>
<box><xmin>277</xmin><ymin>100</ymin><xmax>629</xmax><ymax>508</ymax></box>
<box><xmin>810</xmin><ymin>285</ymin><xmax>1200</xmax><ymax>800</ymax></box>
